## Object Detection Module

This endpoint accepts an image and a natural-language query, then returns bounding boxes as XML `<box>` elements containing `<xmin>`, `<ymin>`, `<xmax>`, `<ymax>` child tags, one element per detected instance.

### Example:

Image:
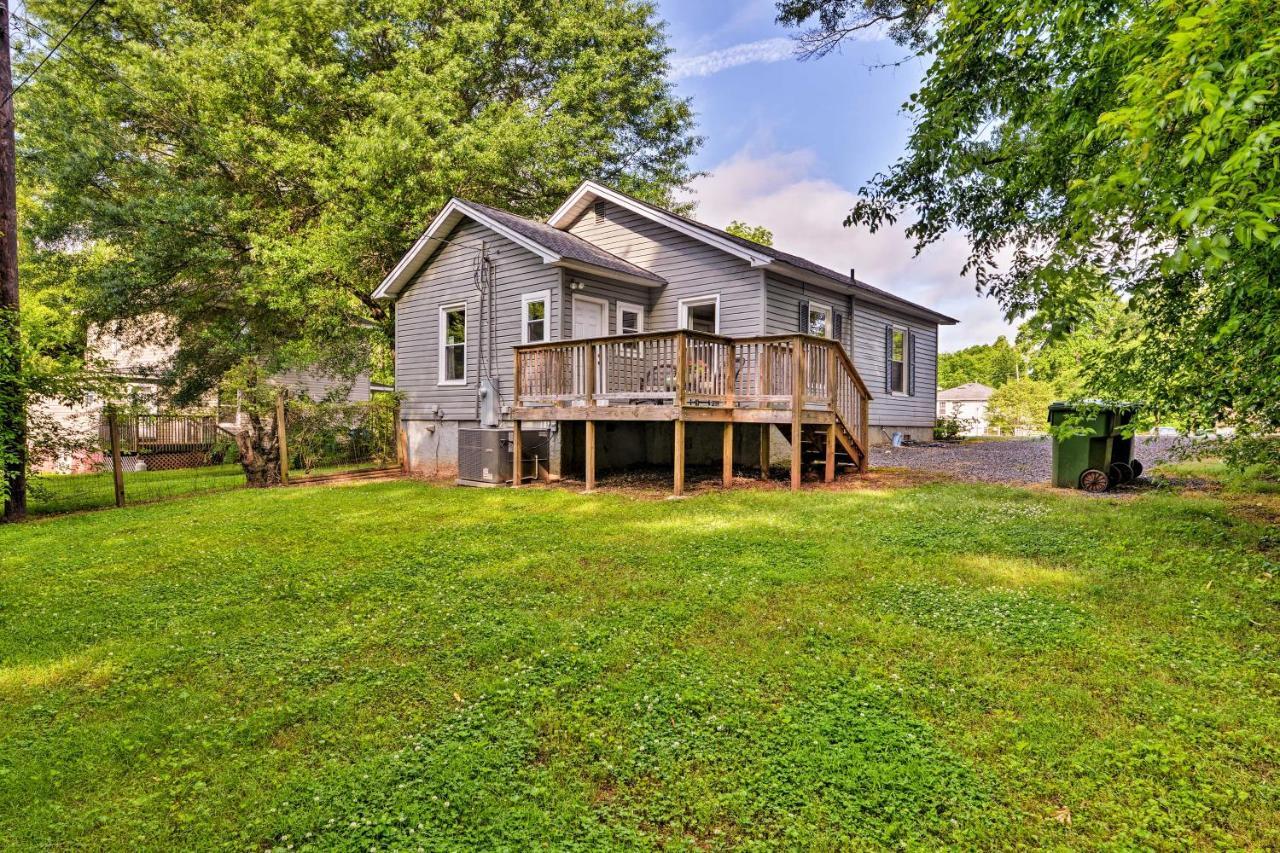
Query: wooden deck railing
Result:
<box><xmin>513</xmin><ymin>330</ymin><xmax>872</xmax><ymax>452</ymax></box>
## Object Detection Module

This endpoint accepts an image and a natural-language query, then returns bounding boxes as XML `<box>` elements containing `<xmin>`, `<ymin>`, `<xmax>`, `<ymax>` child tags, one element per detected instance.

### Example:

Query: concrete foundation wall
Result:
<box><xmin>869</xmin><ymin>423</ymin><xmax>933</xmax><ymax>446</ymax></box>
<box><xmin>404</xmin><ymin>418</ymin><xmax>463</xmax><ymax>478</ymax></box>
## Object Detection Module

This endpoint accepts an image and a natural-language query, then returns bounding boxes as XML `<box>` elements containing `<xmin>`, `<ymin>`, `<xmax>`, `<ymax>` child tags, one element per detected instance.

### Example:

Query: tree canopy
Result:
<box><xmin>937</xmin><ymin>336</ymin><xmax>1022</xmax><ymax>390</ymax></box>
<box><xmin>780</xmin><ymin>0</ymin><xmax>1280</xmax><ymax>434</ymax></box>
<box><xmin>725</xmin><ymin>220</ymin><xmax>774</xmax><ymax>246</ymax></box>
<box><xmin>16</xmin><ymin>0</ymin><xmax>700</xmax><ymax>402</ymax></box>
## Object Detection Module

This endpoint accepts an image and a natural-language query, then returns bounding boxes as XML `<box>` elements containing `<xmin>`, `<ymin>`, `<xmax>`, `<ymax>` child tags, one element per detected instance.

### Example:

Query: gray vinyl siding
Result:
<box><xmin>560</xmin><ymin>273</ymin><xmax>655</xmax><ymax>338</ymax></box>
<box><xmin>565</xmin><ymin>201</ymin><xmax>762</xmax><ymax>335</ymax></box>
<box><xmin>394</xmin><ymin>218</ymin><xmax>561</xmax><ymax>421</ymax></box>
<box><xmin>764</xmin><ymin>271</ymin><xmax>936</xmax><ymax>428</ymax></box>
<box><xmin>851</xmin><ymin>301</ymin><xmax>938</xmax><ymax>429</ymax></box>
<box><xmin>272</xmin><ymin>369</ymin><xmax>372</xmax><ymax>403</ymax></box>
<box><xmin>763</xmin><ymin>273</ymin><xmax>855</xmax><ymax>353</ymax></box>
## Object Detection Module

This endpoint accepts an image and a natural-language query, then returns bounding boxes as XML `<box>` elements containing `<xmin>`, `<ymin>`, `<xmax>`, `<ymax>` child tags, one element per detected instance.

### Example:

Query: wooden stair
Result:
<box><xmin>777</xmin><ymin>419</ymin><xmax>867</xmax><ymax>479</ymax></box>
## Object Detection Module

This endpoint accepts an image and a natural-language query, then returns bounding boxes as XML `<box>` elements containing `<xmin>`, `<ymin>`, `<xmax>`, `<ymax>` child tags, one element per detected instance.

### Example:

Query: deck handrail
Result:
<box><xmin>514</xmin><ymin>330</ymin><xmax>871</xmax><ymax>455</ymax></box>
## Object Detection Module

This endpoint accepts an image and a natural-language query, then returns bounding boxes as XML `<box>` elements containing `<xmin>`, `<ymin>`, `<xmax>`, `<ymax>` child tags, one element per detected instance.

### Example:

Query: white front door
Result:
<box><xmin>572</xmin><ymin>295</ymin><xmax>608</xmax><ymax>338</ymax></box>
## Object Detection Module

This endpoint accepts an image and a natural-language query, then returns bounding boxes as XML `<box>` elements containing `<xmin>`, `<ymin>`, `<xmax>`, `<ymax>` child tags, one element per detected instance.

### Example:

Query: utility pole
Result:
<box><xmin>0</xmin><ymin>0</ymin><xmax>23</xmax><ymax>522</ymax></box>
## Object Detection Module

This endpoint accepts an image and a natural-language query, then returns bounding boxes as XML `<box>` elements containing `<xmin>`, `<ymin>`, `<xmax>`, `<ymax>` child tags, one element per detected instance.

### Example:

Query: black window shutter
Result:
<box><xmin>908</xmin><ymin>331</ymin><xmax>917</xmax><ymax>396</ymax></box>
<box><xmin>798</xmin><ymin>300</ymin><xmax>809</xmax><ymax>335</ymax></box>
<box><xmin>884</xmin><ymin>325</ymin><xmax>893</xmax><ymax>393</ymax></box>
<box><xmin>833</xmin><ymin>312</ymin><xmax>843</xmax><ymax>342</ymax></box>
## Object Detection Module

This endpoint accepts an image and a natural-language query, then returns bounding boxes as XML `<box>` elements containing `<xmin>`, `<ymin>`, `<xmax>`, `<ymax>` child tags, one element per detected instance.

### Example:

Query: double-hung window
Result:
<box><xmin>807</xmin><ymin>302</ymin><xmax>832</xmax><ymax>338</ymax></box>
<box><xmin>888</xmin><ymin>327</ymin><xmax>908</xmax><ymax>394</ymax></box>
<box><xmin>617</xmin><ymin>302</ymin><xmax>644</xmax><ymax>336</ymax></box>
<box><xmin>521</xmin><ymin>291</ymin><xmax>550</xmax><ymax>344</ymax></box>
<box><xmin>439</xmin><ymin>304</ymin><xmax>467</xmax><ymax>385</ymax></box>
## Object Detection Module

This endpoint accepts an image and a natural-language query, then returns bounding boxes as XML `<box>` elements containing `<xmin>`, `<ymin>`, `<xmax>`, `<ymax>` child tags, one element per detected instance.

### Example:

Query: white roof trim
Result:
<box><xmin>373</xmin><ymin>199</ymin><xmax>561</xmax><ymax>300</ymax></box>
<box><xmin>548</xmin><ymin>181</ymin><xmax>774</xmax><ymax>268</ymax></box>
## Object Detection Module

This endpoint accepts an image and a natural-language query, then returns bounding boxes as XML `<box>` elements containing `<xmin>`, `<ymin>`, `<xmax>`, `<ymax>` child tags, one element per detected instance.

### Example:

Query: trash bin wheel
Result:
<box><xmin>1109</xmin><ymin>462</ymin><xmax>1133</xmax><ymax>485</ymax></box>
<box><xmin>1130</xmin><ymin>459</ymin><xmax>1143</xmax><ymax>479</ymax></box>
<box><xmin>1080</xmin><ymin>468</ymin><xmax>1111</xmax><ymax>492</ymax></box>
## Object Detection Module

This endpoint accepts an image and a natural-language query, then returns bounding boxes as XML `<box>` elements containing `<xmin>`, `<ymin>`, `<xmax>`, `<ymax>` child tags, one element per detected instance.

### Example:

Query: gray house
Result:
<box><xmin>375</xmin><ymin>181</ymin><xmax>957</xmax><ymax>492</ymax></box>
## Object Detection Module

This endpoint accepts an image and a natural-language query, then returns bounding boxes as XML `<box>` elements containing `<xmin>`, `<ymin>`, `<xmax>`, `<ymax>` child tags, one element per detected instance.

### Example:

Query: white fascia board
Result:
<box><xmin>372</xmin><ymin>199</ymin><xmax>562</xmax><ymax>300</ymax></box>
<box><xmin>548</xmin><ymin>181</ymin><xmax>773</xmax><ymax>268</ymax></box>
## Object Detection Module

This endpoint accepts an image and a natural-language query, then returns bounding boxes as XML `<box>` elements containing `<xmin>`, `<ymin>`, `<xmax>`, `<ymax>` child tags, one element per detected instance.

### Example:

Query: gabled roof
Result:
<box><xmin>938</xmin><ymin>382</ymin><xmax>995</xmax><ymax>401</ymax></box>
<box><xmin>548</xmin><ymin>181</ymin><xmax>959</xmax><ymax>326</ymax></box>
<box><xmin>373</xmin><ymin>198</ymin><xmax>666</xmax><ymax>300</ymax></box>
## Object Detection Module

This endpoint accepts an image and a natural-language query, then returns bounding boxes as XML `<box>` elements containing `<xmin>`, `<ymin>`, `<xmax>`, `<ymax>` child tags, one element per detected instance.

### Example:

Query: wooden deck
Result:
<box><xmin>511</xmin><ymin>331</ymin><xmax>872</xmax><ymax>494</ymax></box>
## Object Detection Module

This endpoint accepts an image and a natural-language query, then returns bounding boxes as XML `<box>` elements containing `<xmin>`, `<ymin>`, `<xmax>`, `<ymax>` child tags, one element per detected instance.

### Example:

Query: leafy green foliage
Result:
<box><xmin>938</xmin><ymin>335</ymin><xmax>1022</xmax><ymax>389</ymax></box>
<box><xmin>724</xmin><ymin>219</ymin><xmax>774</xmax><ymax>246</ymax></box>
<box><xmin>933</xmin><ymin>412</ymin><xmax>969</xmax><ymax>439</ymax></box>
<box><xmin>15</xmin><ymin>0</ymin><xmax>700</xmax><ymax>401</ymax></box>
<box><xmin>988</xmin><ymin>378</ymin><xmax>1057</xmax><ymax>434</ymax></box>
<box><xmin>782</xmin><ymin>0</ymin><xmax>1280</xmax><ymax>434</ymax></box>
<box><xmin>2</xmin><ymin>479</ymin><xmax>1278</xmax><ymax>846</ymax></box>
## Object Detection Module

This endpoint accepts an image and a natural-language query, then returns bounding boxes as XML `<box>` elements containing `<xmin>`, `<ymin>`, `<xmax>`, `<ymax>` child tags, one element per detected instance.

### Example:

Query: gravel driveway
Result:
<box><xmin>870</xmin><ymin>436</ymin><xmax>1183</xmax><ymax>484</ymax></box>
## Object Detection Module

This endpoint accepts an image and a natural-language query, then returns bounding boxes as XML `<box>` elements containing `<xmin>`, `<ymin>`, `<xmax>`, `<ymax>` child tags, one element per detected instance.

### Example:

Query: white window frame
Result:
<box><xmin>616</xmin><ymin>301</ymin><xmax>645</xmax><ymax>335</ymax></box>
<box><xmin>889</xmin><ymin>325</ymin><xmax>909</xmax><ymax>396</ymax></box>
<box><xmin>570</xmin><ymin>294</ymin><xmax>610</xmax><ymax>339</ymax></box>
<box><xmin>438</xmin><ymin>303</ymin><xmax>468</xmax><ymax>386</ymax></box>
<box><xmin>678</xmin><ymin>294</ymin><xmax>721</xmax><ymax>334</ymax></box>
<box><xmin>521</xmin><ymin>290</ymin><xmax>551</xmax><ymax>345</ymax></box>
<box><xmin>807</xmin><ymin>301</ymin><xmax>833</xmax><ymax>339</ymax></box>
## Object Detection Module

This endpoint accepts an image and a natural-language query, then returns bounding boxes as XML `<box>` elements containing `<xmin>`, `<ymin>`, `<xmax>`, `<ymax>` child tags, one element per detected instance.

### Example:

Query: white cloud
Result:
<box><xmin>669</xmin><ymin>37</ymin><xmax>797</xmax><ymax>80</ymax></box>
<box><xmin>681</xmin><ymin>147</ymin><xmax>1016</xmax><ymax>350</ymax></box>
<box><xmin>668</xmin><ymin>22</ymin><xmax>888</xmax><ymax>81</ymax></box>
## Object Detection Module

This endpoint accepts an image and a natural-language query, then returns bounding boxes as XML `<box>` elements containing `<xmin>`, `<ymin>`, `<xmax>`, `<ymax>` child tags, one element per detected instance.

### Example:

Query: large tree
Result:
<box><xmin>17</xmin><ymin>0</ymin><xmax>698</xmax><ymax>482</ymax></box>
<box><xmin>779</xmin><ymin>0</ymin><xmax>1280</xmax><ymax>438</ymax></box>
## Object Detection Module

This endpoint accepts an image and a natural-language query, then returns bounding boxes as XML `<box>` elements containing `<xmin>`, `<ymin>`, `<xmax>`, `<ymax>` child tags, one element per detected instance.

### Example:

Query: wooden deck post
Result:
<box><xmin>511</xmin><ymin>420</ymin><xmax>523</xmax><ymax>487</ymax></box>
<box><xmin>824</xmin><ymin>422</ymin><xmax>836</xmax><ymax>483</ymax></box>
<box><xmin>790</xmin><ymin>336</ymin><xmax>804</xmax><ymax>492</ymax></box>
<box><xmin>275</xmin><ymin>390</ymin><xmax>290</xmax><ymax>485</ymax></box>
<box><xmin>860</xmin><ymin>396</ymin><xmax>870</xmax><ymax>469</ymax></box>
<box><xmin>674</xmin><ymin>332</ymin><xmax>687</xmax><ymax>411</ymax></box>
<box><xmin>673</xmin><ymin>419</ymin><xmax>685</xmax><ymax>496</ymax></box>
<box><xmin>722</xmin><ymin>421</ymin><xmax>734</xmax><ymax>488</ymax></box>
<box><xmin>759</xmin><ymin>424</ymin><xmax>770</xmax><ymax>480</ymax></box>
<box><xmin>584</xmin><ymin>342</ymin><xmax>596</xmax><ymax>407</ymax></box>
<box><xmin>584</xmin><ymin>420</ymin><xmax>597</xmax><ymax>492</ymax></box>
<box><xmin>107</xmin><ymin>407</ymin><xmax>125</xmax><ymax>508</ymax></box>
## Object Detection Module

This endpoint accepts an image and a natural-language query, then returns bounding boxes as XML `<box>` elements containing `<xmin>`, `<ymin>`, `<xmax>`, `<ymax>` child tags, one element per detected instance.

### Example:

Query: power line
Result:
<box><xmin>4</xmin><ymin>0</ymin><xmax>101</xmax><ymax>106</ymax></box>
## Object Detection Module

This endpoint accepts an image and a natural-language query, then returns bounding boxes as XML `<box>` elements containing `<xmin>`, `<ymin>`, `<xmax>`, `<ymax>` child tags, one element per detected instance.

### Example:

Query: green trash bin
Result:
<box><xmin>1049</xmin><ymin>402</ymin><xmax>1142</xmax><ymax>491</ymax></box>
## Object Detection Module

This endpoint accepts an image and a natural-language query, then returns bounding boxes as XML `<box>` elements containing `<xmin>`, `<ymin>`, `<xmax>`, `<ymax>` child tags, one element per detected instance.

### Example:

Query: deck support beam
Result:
<box><xmin>722</xmin><ymin>421</ymin><xmax>733</xmax><ymax>488</ymax></box>
<box><xmin>673</xmin><ymin>419</ymin><xmax>685</xmax><ymax>496</ymax></box>
<box><xmin>790</xmin><ymin>336</ymin><xmax>804</xmax><ymax>492</ymax></box>
<box><xmin>584</xmin><ymin>420</ymin><xmax>597</xmax><ymax>492</ymax></box>
<box><xmin>759</xmin><ymin>424</ymin><xmax>769</xmax><ymax>479</ymax></box>
<box><xmin>824</xmin><ymin>422</ymin><xmax>836</xmax><ymax>483</ymax></box>
<box><xmin>511</xmin><ymin>420</ymin><xmax>523</xmax><ymax>487</ymax></box>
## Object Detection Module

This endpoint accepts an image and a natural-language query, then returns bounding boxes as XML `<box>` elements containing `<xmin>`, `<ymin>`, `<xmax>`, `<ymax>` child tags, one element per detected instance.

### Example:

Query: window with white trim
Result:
<box><xmin>521</xmin><ymin>291</ymin><xmax>550</xmax><ymax>344</ymax></box>
<box><xmin>678</xmin><ymin>295</ymin><xmax>720</xmax><ymax>334</ymax></box>
<box><xmin>439</xmin><ymin>304</ymin><xmax>467</xmax><ymax>384</ymax></box>
<box><xmin>807</xmin><ymin>302</ymin><xmax>832</xmax><ymax>338</ymax></box>
<box><xmin>889</xmin><ymin>327</ymin><xmax>908</xmax><ymax>394</ymax></box>
<box><xmin>617</xmin><ymin>301</ymin><xmax>644</xmax><ymax>335</ymax></box>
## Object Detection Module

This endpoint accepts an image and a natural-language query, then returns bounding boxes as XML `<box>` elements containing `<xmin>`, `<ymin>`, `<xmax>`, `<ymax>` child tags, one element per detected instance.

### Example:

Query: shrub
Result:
<box><xmin>934</xmin><ymin>414</ymin><xmax>970</xmax><ymax>441</ymax></box>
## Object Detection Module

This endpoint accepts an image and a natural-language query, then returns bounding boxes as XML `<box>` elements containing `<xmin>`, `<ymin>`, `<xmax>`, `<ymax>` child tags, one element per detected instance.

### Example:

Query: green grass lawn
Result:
<box><xmin>1</xmin><ymin>474</ymin><xmax>1277</xmax><ymax>848</ymax></box>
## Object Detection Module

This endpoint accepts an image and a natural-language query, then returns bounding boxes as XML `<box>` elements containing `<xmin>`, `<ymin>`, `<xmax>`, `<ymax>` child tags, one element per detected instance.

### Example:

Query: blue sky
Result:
<box><xmin>655</xmin><ymin>0</ymin><xmax>1014</xmax><ymax>350</ymax></box>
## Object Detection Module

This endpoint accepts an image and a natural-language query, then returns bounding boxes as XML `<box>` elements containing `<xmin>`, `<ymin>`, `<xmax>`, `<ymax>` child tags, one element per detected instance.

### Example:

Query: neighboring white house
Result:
<box><xmin>936</xmin><ymin>382</ymin><xmax>995</xmax><ymax>436</ymax></box>
<box><xmin>33</xmin><ymin>318</ymin><xmax>375</xmax><ymax>473</ymax></box>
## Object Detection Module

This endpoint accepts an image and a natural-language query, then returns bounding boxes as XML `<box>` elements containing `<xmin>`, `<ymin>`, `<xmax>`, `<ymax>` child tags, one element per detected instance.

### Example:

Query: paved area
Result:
<box><xmin>870</xmin><ymin>436</ymin><xmax>1183</xmax><ymax>485</ymax></box>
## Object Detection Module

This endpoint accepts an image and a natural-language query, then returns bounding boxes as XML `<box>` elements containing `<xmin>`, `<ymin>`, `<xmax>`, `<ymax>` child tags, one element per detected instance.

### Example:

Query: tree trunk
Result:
<box><xmin>234</xmin><ymin>409</ymin><xmax>282</xmax><ymax>487</ymax></box>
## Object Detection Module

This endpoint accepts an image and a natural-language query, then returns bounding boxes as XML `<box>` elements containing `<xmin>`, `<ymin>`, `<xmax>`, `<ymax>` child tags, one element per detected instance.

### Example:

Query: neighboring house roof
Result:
<box><xmin>373</xmin><ymin>197</ymin><xmax>666</xmax><ymax>299</ymax></box>
<box><xmin>937</xmin><ymin>382</ymin><xmax>995</xmax><ymax>402</ymax></box>
<box><xmin>548</xmin><ymin>181</ymin><xmax>960</xmax><ymax>326</ymax></box>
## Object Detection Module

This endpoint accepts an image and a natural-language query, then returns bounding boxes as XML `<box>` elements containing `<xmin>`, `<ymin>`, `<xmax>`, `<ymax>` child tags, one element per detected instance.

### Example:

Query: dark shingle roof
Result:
<box><xmin>461</xmin><ymin>199</ymin><xmax>665</xmax><ymax>285</ymax></box>
<box><xmin>616</xmin><ymin>191</ymin><xmax>958</xmax><ymax>325</ymax></box>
